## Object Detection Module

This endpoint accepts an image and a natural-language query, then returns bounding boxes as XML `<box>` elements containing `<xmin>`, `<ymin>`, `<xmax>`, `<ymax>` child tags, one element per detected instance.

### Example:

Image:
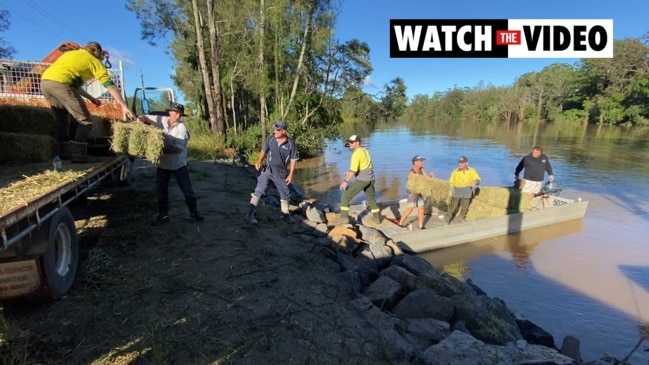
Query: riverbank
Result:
<box><xmin>1</xmin><ymin>160</ymin><xmax>609</xmax><ymax>364</ymax></box>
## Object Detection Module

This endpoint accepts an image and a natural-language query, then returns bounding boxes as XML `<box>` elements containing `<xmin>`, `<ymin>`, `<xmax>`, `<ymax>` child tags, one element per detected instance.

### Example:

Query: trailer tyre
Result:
<box><xmin>40</xmin><ymin>207</ymin><xmax>79</xmax><ymax>299</ymax></box>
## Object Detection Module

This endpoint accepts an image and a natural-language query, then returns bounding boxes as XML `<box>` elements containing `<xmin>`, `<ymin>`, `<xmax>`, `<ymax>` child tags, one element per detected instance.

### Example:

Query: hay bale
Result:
<box><xmin>0</xmin><ymin>105</ymin><xmax>55</xmax><ymax>135</ymax></box>
<box><xmin>111</xmin><ymin>122</ymin><xmax>164</xmax><ymax>164</ymax></box>
<box><xmin>408</xmin><ymin>174</ymin><xmax>532</xmax><ymax>220</ymax></box>
<box><xmin>408</xmin><ymin>174</ymin><xmax>451</xmax><ymax>206</ymax></box>
<box><xmin>0</xmin><ymin>132</ymin><xmax>56</xmax><ymax>164</ymax></box>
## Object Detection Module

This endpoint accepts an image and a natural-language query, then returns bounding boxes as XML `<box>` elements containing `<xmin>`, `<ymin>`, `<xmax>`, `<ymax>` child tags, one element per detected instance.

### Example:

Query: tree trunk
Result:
<box><xmin>282</xmin><ymin>11</ymin><xmax>311</xmax><ymax>121</ymax></box>
<box><xmin>206</xmin><ymin>0</ymin><xmax>226</xmax><ymax>135</ymax></box>
<box><xmin>258</xmin><ymin>0</ymin><xmax>267</xmax><ymax>141</ymax></box>
<box><xmin>191</xmin><ymin>0</ymin><xmax>218</xmax><ymax>134</ymax></box>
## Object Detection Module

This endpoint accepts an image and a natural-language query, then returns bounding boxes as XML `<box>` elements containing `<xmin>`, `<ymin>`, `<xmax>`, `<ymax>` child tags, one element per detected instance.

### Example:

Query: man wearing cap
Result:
<box><xmin>447</xmin><ymin>155</ymin><xmax>481</xmax><ymax>224</ymax></box>
<box><xmin>41</xmin><ymin>41</ymin><xmax>135</xmax><ymax>163</ymax></box>
<box><xmin>246</xmin><ymin>120</ymin><xmax>298</xmax><ymax>224</ymax></box>
<box><xmin>138</xmin><ymin>102</ymin><xmax>204</xmax><ymax>225</ymax></box>
<box><xmin>398</xmin><ymin>155</ymin><xmax>435</xmax><ymax>229</ymax></box>
<box><xmin>338</xmin><ymin>135</ymin><xmax>380</xmax><ymax>224</ymax></box>
<box><xmin>515</xmin><ymin>146</ymin><xmax>554</xmax><ymax>196</ymax></box>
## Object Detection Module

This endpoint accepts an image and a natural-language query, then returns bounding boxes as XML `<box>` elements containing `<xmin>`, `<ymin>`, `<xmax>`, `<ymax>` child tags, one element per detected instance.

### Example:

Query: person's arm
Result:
<box><xmin>286</xmin><ymin>159</ymin><xmax>297</xmax><ymax>185</ymax></box>
<box><xmin>514</xmin><ymin>157</ymin><xmax>525</xmax><ymax>180</ymax></box>
<box><xmin>545</xmin><ymin>156</ymin><xmax>554</xmax><ymax>182</ymax></box>
<box><xmin>78</xmin><ymin>88</ymin><xmax>101</xmax><ymax>106</ymax></box>
<box><xmin>107</xmin><ymin>86</ymin><xmax>135</xmax><ymax>120</ymax></box>
<box><xmin>255</xmin><ymin>151</ymin><xmax>267</xmax><ymax>171</ymax></box>
<box><xmin>472</xmin><ymin>169</ymin><xmax>481</xmax><ymax>188</ymax></box>
<box><xmin>421</xmin><ymin>168</ymin><xmax>435</xmax><ymax>178</ymax></box>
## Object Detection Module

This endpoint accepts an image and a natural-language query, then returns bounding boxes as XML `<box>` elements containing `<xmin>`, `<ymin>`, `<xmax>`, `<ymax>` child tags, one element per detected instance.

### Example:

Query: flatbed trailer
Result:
<box><xmin>0</xmin><ymin>156</ymin><xmax>131</xmax><ymax>299</ymax></box>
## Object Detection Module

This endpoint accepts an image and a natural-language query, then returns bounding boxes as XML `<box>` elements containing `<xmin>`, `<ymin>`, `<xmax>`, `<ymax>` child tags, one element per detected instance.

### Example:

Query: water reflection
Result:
<box><xmin>420</xmin><ymin>220</ymin><xmax>584</xmax><ymax>279</ymax></box>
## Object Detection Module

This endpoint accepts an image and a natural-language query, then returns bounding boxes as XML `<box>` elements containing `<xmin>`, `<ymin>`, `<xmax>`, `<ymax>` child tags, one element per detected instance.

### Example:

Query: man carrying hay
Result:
<box><xmin>447</xmin><ymin>155</ymin><xmax>481</xmax><ymax>224</ymax></box>
<box><xmin>245</xmin><ymin>120</ymin><xmax>298</xmax><ymax>225</ymax></box>
<box><xmin>137</xmin><ymin>102</ymin><xmax>204</xmax><ymax>226</ymax></box>
<box><xmin>398</xmin><ymin>155</ymin><xmax>435</xmax><ymax>229</ymax></box>
<box><xmin>41</xmin><ymin>41</ymin><xmax>134</xmax><ymax>163</ymax></box>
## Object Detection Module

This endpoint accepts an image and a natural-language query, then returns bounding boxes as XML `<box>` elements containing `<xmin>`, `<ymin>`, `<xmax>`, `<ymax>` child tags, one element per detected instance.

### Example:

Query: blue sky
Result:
<box><xmin>1</xmin><ymin>0</ymin><xmax>648</xmax><ymax>101</ymax></box>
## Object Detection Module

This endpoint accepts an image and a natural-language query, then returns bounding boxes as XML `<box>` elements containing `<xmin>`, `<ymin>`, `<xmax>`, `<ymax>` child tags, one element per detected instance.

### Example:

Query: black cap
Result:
<box><xmin>344</xmin><ymin>134</ymin><xmax>361</xmax><ymax>147</ymax></box>
<box><xmin>273</xmin><ymin>120</ymin><xmax>288</xmax><ymax>130</ymax></box>
<box><xmin>459</xmin><ymin>156</ymin><xmax>468</xmax><ymax>163</ymax></box>
<box><xmin>412</xmin><ymin>155</ymin><xmax>425</xmax><ymax>163</ymax></box>
<box><xmin>167</xmin><ymin>102</ymin><xmax>186</xmax><ymax>116</ymax></box>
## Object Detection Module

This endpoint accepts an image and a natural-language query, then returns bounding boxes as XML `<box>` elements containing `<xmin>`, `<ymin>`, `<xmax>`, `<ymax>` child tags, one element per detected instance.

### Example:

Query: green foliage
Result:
<box><xmin>183</xmin><ymin>116</ymin><xmax>230</xmax><ymax>160</ymax></box>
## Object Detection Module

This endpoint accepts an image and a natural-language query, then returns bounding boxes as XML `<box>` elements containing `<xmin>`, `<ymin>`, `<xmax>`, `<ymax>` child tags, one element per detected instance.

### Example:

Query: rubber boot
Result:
<box><xmin>245</xmin><ymin>205</ymin><xmax>258</xmax><ymax>224</ymax></box>
<box><xmin>280</xmin><ymin>199</ymin><xmax>294</xmax><ymax>224</ymax></box>
<box><xmin>59</xmin><ymin>142</ymin><xmax>71</xmax><ymax>160</ymax></box>
<box><xmin>69</xmin><ymin>141</ymin><xmax>99</xmax><ymax>163</ymax></box>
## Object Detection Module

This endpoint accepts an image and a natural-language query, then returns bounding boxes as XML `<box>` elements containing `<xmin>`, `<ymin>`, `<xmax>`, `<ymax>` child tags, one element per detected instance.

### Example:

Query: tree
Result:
<box><xmin>0</xmin><ymin>10</ymin><xmax>15</xmax><ymax>59</ymax></box>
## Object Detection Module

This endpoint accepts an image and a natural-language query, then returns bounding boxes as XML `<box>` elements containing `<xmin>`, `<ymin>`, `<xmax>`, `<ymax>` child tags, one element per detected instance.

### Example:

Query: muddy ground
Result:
<box><xmin>1</xmin><ymin>160</ymin><xmax>403</xmax><ymax>365</ymax></box>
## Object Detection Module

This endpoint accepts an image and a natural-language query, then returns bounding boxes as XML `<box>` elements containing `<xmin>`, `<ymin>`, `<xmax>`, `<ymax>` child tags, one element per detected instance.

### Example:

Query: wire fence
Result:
<box><xmin>0</xmin><ymin>59</ymin><xmax>125</xmax><ymax>120</ymax></box>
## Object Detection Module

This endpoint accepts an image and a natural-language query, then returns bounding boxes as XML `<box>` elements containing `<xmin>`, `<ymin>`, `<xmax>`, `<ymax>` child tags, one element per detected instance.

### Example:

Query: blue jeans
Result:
<box><xmin>156</xmin><ymin>166</ymin><xmax>198</xmax><ymax>215</ymax></box>
<box><xmin>254</xmin><ymin>168</ymin><xmax>290</xmax><ymax>200</ymax></box>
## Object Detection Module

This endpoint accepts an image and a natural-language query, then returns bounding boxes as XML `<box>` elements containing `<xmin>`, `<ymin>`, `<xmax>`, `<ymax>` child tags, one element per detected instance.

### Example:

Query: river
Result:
<box><xmin>292</xmin><ymin>120</ymin><xmax>649</xmax><ymax>363</ymax></box>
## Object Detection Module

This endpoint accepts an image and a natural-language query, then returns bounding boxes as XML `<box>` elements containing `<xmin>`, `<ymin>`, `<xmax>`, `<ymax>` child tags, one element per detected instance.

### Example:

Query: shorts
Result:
<box><xmin>521</xmin><ymin>179</ymin><xmax>543</xmax><ymax>194</ymax></box>
<box><xmin>406</xmin><ymin>193</ymin><xmax>425</xmax><ymax>208</ymax></box>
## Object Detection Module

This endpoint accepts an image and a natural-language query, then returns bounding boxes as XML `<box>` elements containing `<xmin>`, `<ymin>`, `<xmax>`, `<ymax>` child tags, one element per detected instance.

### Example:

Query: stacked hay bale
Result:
<box><xmin>408</xmin><ymin>174</ymin><xmax>531</xmax><ymax>221</ymax></box>
<box><xmin>111</xmin><ymin>122</ymin><xmax>164</xmax><ymax>164</ymax></box>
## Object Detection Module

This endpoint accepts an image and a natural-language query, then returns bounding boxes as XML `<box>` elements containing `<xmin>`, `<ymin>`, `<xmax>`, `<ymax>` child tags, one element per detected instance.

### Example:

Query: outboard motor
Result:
<box><xmin>541</xmin><ymin>181</ymin><xmax>562</xmax><ymax>196</ymax></box>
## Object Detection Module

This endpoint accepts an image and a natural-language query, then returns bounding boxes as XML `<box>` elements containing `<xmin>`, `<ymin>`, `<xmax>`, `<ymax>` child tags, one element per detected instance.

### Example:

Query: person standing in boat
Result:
<box><xmin>338</xmin><ymin>135</ymin><xmax>381</xmax><ymax>225</ymax></box>
<box><xmin>447</xmin><ymin>155</ymin><xmax>481</xmax><ymax>224</ymax></box>
<box><xmin>398</xmin><ymin>155</ymin><xmax>435</xmax><ymax>229</ymax></box>
<box><xmin>514</xmin><ymin>146</ymin><xmax>554</xmax><ymax>195</ymax></box>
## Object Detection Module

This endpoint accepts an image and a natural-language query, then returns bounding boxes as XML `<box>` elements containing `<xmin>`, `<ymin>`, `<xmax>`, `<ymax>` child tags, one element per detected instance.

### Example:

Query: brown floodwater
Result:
<box><xmin>292</xmin><ymin>122</ymin><xmax>649</xmax><ymax>363</ymax></box>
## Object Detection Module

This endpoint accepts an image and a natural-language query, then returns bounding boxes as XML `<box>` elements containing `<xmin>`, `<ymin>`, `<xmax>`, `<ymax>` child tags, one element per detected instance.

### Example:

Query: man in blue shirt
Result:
<box><xmin>246</xmin><ymin>120</ymin><xmax>298</xmax><ymax>224</ymax></box>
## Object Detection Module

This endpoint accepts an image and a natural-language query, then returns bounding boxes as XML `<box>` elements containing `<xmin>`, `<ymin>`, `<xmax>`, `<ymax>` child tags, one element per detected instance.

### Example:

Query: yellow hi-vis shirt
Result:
<box><xmin>349</xmin><ymin>147</ymin><xmax>375</xmax><ymax>181</ymax></box>
<box><xmin>449</xmin><ymin>167</ymin><xmax>481</xmax><ymax>188</ymax></box>
<box><xmin>41</xmin><ymin>49</ymin><xmax>114</xmax><ymax>89</ymax></box>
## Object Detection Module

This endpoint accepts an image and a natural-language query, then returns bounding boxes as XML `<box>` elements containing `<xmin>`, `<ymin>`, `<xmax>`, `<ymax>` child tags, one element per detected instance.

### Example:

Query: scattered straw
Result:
<box><xmin>0</xmin><ymin>169</ymin><xmax>90</xmax><ymax>215</ymax></box>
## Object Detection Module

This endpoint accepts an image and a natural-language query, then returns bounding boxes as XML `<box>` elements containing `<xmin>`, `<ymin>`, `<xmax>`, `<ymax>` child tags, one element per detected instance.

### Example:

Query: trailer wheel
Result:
<box><xmin>40</xmin><ymin>207</ymin><xmax>79</xmax><ymax>299</ymax></box>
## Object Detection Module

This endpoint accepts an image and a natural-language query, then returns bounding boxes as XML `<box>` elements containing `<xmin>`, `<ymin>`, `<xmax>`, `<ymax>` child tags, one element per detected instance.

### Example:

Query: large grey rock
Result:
<box><xmin>415</xmin><ymin>271</ymin><xmax>470</xmax><ymax>297</ymax></box>
<box><xmin>391</xmin><ymin>289</ymin><xmax>454</xmax><ymax>322</ymax></box>
<box><xmin>400</xmin><ymin>317</ymin><xmax>450</xmax><ymax>347</ymax></box>
<box><xmin>363</xmin><ymin>275</ymin><xmax>402</xmax><ymax>310</ymax></box>
<box><xmin>305</xmin><ymin>204</ymin><xmax>326</xmax><ymax>223</ymax></box>
<box><xmin>356</xmin><ymin>224</ymin><xmax>388</xmax><ymax>246</ymax></box>
<box><xmin>389</xmin><ymin>254</ymin><xmax>436</xmax><ymax>276</ymax></box>
<box><xmin>451</xmin><ymin>294</ymin><xmax>522</xmax><ymax>345</ymax></box>
<box><xmin>336</xmin><ymin>253</ymin><xmax>378</xmax><ymax>287</ymax></box>
<box><xmin>356</xmin><ymin>242</ymin><xmax>395</xmax><ymax>268</ymax></box>
<box><xmin>381</xmin><ymin>265</ymin><xmax>417</xmax><ymax>292</ymax></box>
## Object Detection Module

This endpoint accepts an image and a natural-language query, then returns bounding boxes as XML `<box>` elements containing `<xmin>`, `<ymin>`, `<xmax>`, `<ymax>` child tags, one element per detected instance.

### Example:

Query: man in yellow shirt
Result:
<box><xmin>447</xmin><ymin>155</ymin><xmax>481</xmax><ymax>224</ymax></box>
<box><xmin>41</xmin><ymin>41</ymin><xmax>134</xmax><ymax>162</ymax></box>
<box><xmin>338</xmin><ymin>135</ymin><xmax>380</xmax><ymax>224</ymax></box>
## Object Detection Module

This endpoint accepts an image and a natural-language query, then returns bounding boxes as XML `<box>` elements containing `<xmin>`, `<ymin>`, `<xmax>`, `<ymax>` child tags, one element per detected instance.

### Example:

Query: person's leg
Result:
<box><xmin>417</xmin><ymin>205</ymin><xmax>426</xmax><ymax>229</ymax></box>
<box><xmin>398</xmin><ymin>207</ymin><xmax>414</xmax><ymax>226</ymax></box>
<box><xmin>340</xmin><ymin>180</ymin><xmax>364</xmax><ymax>223</ymax></box>
<box><xmin>459</xmin><ymin>198</ymin><xmax>470</xmax><ymax>221</ymax></box>
<box><xmin>41</xmin><ymin>80</ymin><xmax>72</xmax><ymax>159</ymax></box>
<box><xmin>447</xmin><ymin>196</ymin><xmax>459</xmax><ymax>223</ymax></box>
<box><xmin>153</xmin><ymin>167</ymin><xmax>172</xmax><ymax>225</ymax></box>
<box><xmin>363</xmin><ymin>180</ymin><xmax>381</xmax><ymax>223</ymax></box>
<box><xmin>247</xmin><ymin>170</ymin><xmax>270</xmax><ymax>223</ymax></box>
<box><xmin>272</xmin><ymin>174</ymin><xmax>294</xmax><ymax>223</ymax></box>
<box><xmin>173</xmin><ymin>166</ymin><xmax>203</xmax><ymax>220</ymax></box>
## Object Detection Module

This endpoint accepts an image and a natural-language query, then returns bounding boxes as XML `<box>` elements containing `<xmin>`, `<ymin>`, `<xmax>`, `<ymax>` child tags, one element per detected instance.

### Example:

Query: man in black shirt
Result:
<box><xmin>515</xmin><ymin>146</ymin><xmax>554</xmax><ymax>195</ymax></box>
